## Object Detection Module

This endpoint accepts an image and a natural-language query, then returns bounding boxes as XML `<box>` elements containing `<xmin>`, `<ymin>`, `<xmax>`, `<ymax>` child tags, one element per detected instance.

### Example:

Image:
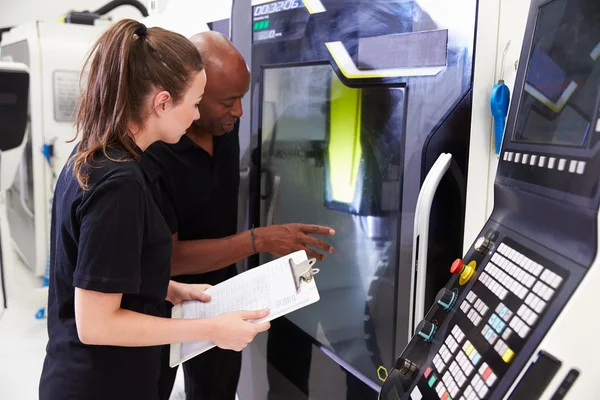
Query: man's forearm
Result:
<box><xmin>170</xmin><ymin>230</ymin><xmax>265</xmax><ymax>276</ymax></box>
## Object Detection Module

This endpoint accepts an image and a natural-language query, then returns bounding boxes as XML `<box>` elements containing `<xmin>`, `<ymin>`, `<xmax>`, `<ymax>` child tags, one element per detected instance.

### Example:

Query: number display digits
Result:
<box><xmin>254</xmin><ymin>0</ymin><xmax>301</xmax><ymax>17</ymax></box>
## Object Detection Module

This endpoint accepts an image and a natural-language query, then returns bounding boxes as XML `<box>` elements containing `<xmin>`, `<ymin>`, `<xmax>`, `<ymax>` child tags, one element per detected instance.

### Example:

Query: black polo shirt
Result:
<box><xmin>146</xmin><ymin>125</ymin><xmax>240</xmax><ymax>286</ymax></box>
<box><xmin>39</xmin><ymin>145</ymin><xmax>172</xmax><ymax>400</ymax></box>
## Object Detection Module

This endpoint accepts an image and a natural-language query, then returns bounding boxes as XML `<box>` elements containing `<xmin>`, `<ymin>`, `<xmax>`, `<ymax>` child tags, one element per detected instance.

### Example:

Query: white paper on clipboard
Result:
<box><xmin>169</xmin><ymin>250</ymin><xmax>320</xmax><ymax>367</ymax></box>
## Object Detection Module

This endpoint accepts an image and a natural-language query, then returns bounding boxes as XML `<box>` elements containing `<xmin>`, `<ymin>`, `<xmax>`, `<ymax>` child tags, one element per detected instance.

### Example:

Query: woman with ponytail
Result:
<box><xmin>39</xmin><ymin>19</ymin><xmax>270</xmax><ymax>400</ymax></box>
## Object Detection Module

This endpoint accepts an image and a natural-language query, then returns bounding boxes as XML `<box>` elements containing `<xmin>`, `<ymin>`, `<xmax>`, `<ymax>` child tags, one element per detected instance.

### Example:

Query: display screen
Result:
<box><xmin>254</xmin><ymin>0</ymin><xmax>302</xmax><ymax>17</ymax></box>
<box><xmin>260</xmin><ymin>64</ymin><xmax>405</xmax><ymax>386</ymax></box>
<box><xmin>512</xmin><ymin>0</ymin><xmax>600</xmax><ymax>147</ymax></box>
<box><xmin>252</xmin><ymin>0</ymin><xmax>307</xmax><ymax>43</ymax></box>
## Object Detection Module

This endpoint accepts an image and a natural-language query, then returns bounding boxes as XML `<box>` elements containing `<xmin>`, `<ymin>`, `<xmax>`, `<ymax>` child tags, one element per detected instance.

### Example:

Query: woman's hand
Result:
<box><xmin>211</xmin><ymin>309</ymin><xmax>271</xmax><ymax>351</ymax></box>
<box><xmin>166</xmin><ymin>281</ymin><xmax>212</xmax><ymax>305</ymax></box>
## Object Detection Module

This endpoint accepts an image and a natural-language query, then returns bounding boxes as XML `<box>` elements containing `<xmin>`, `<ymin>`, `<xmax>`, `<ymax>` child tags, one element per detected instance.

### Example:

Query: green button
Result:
<box><xmin>428</xmin><ymin>375</ymin><xmax>437</xmax><ymax>387</ymax></box>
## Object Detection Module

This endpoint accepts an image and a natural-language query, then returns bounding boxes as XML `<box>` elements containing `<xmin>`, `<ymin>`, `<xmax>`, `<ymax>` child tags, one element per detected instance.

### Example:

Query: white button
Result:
<box><xmin>518</xmin><ymin>304</ymin><xmax>527</xmax><ymax>318</ymax></box>
<box><xmin>542</xmin><ymin>286</ymin><xmax>554</xmax><ymax>301</ymax></box>
<box><xmin>498</xmin><ymin>287</ymin><xmax>508</xmax><ymax>300</ymax></box>
<box><xmin>569</xmin><ymin>160</ymin><xmax>577</xmax><ymax>173</ymax></box>
<box><xmin>548</xmin><ymin>157</ymin><xmax>556</xmax><ymax>169</ymax></box>
<box><xmin>522</xmin><ymin>154</ymin><xmax>529</xmax><ymax>164</ymax></box>
<box><xmin>479</xmin><ymin>363</ymin><xmax>488</xmax><ymax>375</ymax></box>
<box><xmin>507</xmin><ymin>152</ymin><xmax>514</xmax><ymax>162</ymax></box>
<box><xmin>450</xmin><ymin>383</ymin><xmax>459</xmax><ymax>397</ymax></box>
<box><xmin>527</xmin><ymin>312</ymin><xmax>538</xmax><ymax>326</ymax></box>
<box><xmin>515</xmin><ymin>153</ymin><xmax>522</xmax><ymax>163</ymax></box>
<box><xmin>474</xmin><ymin>315</ymin><xmax>482</xmax><ymax>326</ymax></box>
<box><xmin>525</xmin><ymin>275</ymin><xmax>535</xmax><ymax>288</ymax></box>
<box><xmin>499</xmin><ymin>244</ymin><xmax>508</xmax><ymax>254</ymax></box>
<box><xmin>576</xmin><ymin>161</ymin><xmax>586</xmax><ymax>175</ymax></box>
<box><xmin>539</xmin><ymin>156</ymin><xmax>547</xmax><ymax>167</ymax></box>
<box><xmin>487</xmin><ymin>373</ymin><xmax>497</xmax><ymax>386</ymax></box>
<box><xmin>541</xmin><ymin>269</ymin><xmax>551</xmax><ymax>283</ymax></box>
<box><xmin>515</xmin><ymin>254</ymin><xmax>524</xmax><ymax>265</ymax></box>
<box><xmin>516</xmin><ymin>269</ymin><xmax>525</xmax><ymax>281</ymax></box>
<box><xmin>532</xmin><ymin>263</ymin><xmax>543</xmax><ymax>276</ymax></box>
<box><xmin>502</xmin><ymin>328</ymin><xmax>513</xmax><ymax>340</ymax></box>
<box><xmin>508</xmin><ymin>248</ymin><xmax>516</xmax><ymax>259</ymax></box>
<box><xmin>534</xmin><ymin>299</ymin><xmax>546</xmax><ymax>313</ymax></box>
<box><xmin>530</xmin><ymin>155</ymin><xmax>537</xmax><ymax>165</ymax></box>
<box><xmin>550</xmin><ymin>274</ymin><xmax>563</xmax><ymax>289</ymax></box>
<box><xmin>558</xmin><ymin>158</ymin><xmax>567</xmax><ymax>171</ymax></box>
<box><xmin>525</xmin><ymin>293</ymin><xmax>535</xmax><ymax>306</ymax></box>
<box><xmin>519</xmin><ymin>325</ymin><xmax>531</xmax><ymax>338</ymax></box>
<box><xmin>517</xmin><ymin>286</ymin><xmax>528</xmax><ymax>299</ymax></box>
<box><xmin>452</xmin><ymin>325</ymin><xmax>459</xmax><ymax>337</ymax></box>
<box><xmin>523</xmin><ymin>259</ymin><xmax>533</xmax><ymax>272</ymax></box>
<box><xmin>596</xmin><ymin>118</ymin><xmax>600</xmax><ymax>132</ymax></box>
<box><xmin>458</xmin><ymin>373</ymin><xmax>466</xmax><ymax>387</ymax></box>
<box><xmin>477</xmin><ymin>384</ymin><xmax>489</xmax><ymax>398</ymax></box>
<box><xmin>503</xmin><ymin>152</ymin><xmax>509</xmax><ymax>161</ymax></box>
<box><xmin>464</xmin><ymin>363</ymin><xmax>474</xmax><ymax>376</ymax></box>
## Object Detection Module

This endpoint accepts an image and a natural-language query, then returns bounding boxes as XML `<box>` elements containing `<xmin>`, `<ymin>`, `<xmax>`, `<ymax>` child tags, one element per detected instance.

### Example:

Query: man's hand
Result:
<box><xmin>166</xmin><ymin>281</ymin><xmax>212</xmax><ymax>305</ymax></box>
<box><xmin>255</xmin><ymin>224</ymin><xmax>335</xmax><ymax>261</ymax></box>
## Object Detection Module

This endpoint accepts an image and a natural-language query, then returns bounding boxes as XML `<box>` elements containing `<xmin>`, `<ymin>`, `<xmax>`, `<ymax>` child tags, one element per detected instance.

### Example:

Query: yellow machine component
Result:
<box><xmin>459</xmin><ymin>260</ymin><xmax>477</xmax><ymax>285</ymax></box>
<box><xmin>377</xmin><ymin>366</ymin><xmax>389</xmax><ymax>382</ymax></box>
<box><xmin>327</xmin><ymin>73</ymin><xmax>362</xmax><ymax>205</ymax></box>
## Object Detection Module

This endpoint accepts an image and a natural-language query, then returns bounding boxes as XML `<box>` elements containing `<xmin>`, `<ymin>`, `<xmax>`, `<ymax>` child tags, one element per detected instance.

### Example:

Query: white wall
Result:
<box><xmin>0</xmin><ymin>0</ymin><xmax>150</xmax><ymax>28</ymax></box>
<box><xmin>463</xmin><ymin>0</ymin><xmax>532</xmax><ymax>252</ymax></box>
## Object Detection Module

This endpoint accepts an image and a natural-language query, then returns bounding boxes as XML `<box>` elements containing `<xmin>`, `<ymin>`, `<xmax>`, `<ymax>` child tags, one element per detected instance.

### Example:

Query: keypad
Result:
<box><xmin>425</xmin><ymin>241</ymin><xmax>564</xmax><ymax>400</ymax></box>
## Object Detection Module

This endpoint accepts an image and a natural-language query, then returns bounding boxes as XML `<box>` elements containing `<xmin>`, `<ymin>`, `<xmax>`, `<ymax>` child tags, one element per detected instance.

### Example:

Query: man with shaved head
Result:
<box><xmin>147</xmin><ymin>31</ymin><xmax>335</xmax><ymax>400</ymax></box>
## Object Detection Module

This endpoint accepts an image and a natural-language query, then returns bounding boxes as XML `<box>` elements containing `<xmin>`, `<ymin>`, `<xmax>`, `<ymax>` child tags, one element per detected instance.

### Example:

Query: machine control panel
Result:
<box><xmin>420</xmin><ymin>241</ymin><xmax>564</xmax><ymax>400</ymax></box>
<box><xmin>379</xmin><ymin>226</ymin><xmax>582</xmax><ymax>400</ymax></box>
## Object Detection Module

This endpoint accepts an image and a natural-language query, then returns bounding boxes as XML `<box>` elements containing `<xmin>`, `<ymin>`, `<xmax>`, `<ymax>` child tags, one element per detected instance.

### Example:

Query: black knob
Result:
<box><xmin>416</xmin><ymin>320</ymin><xmax>437</xmax><ymax>342</ymax></box>
<box><xmin>436</xmin><ymin>288</ymin><xmax>457</xmax><ymax>311</ymax></box>
<box><xmin>393</xmin><ymin>357</ymin><xmax>418</xmax><ymax>378</ymax></box>
<box><xmin>474</xmin><ymin>236</ymin><xmax>492</xmax><ymax>254</ymax></box>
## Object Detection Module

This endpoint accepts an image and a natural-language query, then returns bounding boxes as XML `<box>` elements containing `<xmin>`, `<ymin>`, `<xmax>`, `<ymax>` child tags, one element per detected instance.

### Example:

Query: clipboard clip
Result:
<box><xmin>289</xmin><ymin>258</ymin><xmax>320</xmax><ymax>292</ymax></box>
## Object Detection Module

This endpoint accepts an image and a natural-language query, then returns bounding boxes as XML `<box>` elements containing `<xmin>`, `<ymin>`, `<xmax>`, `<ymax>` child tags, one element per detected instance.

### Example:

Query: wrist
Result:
<box><xmin>201</xmin><ymin>317</ymin><xmax>218</xmax><ymax>343</ymax></box>
<box><xmin>166</xmin><ymin>281</ymin><xmax>179</xmax><ymax>303</ymax></box>
<box><xmin>252</xmin><ymin>227</ymin><xmax>269</xmax><ymax>253</ymax></box>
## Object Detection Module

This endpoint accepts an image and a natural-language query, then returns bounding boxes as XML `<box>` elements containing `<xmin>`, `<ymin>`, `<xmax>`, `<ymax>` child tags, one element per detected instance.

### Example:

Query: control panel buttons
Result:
<box><xmin>474</xmin><ymin>236</ymin><xmax>492</xmax><ymax>254</ymax></box>
<box><xmin>437</xmin><ymin>288</ymin><xmax>458</xmax><ymax>311</ymax></box>
<box><xmin>416</xmin><ymin>319</ymin><xmax>437</xmax><ymax>342</ymax></box>
<box><xmin>451</xmin><ymin>259</ymin><xmax>476</xmax><ymax>285</ymax></box>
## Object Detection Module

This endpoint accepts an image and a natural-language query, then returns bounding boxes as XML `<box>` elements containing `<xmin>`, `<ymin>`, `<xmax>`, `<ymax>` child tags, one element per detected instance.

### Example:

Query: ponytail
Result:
<box><xmin>71</xmin><ymin>19</ymin><xmax>204</xmax><ymax>190</ymax></box>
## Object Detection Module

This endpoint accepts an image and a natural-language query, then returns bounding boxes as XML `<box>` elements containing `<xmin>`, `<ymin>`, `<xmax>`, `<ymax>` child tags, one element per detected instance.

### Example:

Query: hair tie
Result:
<box><xmin>135</xmin><ymin>24</ymin><xmax>147</xmax><ymax>37</ymax></box>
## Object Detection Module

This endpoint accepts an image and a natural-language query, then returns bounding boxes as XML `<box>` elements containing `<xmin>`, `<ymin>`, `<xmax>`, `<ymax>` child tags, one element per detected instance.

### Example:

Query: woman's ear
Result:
<box><xmin>152</xmin><ymin>90</ymin><xmax>172</xmax><ymax>115</ymax></box>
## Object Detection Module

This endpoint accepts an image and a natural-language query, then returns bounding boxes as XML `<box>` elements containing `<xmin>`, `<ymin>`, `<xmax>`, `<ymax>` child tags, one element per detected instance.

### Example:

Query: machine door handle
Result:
<box><xmin>408</xmin><ymin>153</ymin><xmax>452</xmax><ymax>335</ymax></box>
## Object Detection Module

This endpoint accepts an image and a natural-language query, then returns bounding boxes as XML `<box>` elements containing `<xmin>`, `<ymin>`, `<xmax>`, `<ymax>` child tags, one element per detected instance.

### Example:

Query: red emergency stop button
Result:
<box><xmin>450</xmin><ymin>259</ymin><xmax>465</xmax><ymax>275</ymax></box>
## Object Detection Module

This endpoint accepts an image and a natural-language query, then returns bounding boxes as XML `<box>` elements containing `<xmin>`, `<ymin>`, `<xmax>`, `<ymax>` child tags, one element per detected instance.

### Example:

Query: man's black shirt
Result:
<box><xmin>146</xmin><ymin>125</ymin><xmax>240</xmax><ymax>285</ymax></box>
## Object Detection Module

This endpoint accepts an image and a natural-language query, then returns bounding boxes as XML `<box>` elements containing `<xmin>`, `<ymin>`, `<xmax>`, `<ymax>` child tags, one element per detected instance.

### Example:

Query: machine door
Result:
<box><xmin>259</xmin><ymin>63</ymin><xmax>405</xmax><ymax>388</ymax></box>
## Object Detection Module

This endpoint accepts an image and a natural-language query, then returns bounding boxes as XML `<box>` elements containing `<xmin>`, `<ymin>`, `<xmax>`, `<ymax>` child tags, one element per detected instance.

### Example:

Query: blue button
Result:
<box><xmin>499</xmin><ymin>306</ymin><xmax>508</xmax><ymax>318</ymax></box>
<box><xmin>472</xmin><ymin>353</ymin><xmax>482</xmax><ymax>365</ymax></box>
<box><xmin>484</xmin><ymin>329</ymin><xmax>493</xmax><ymax>340</ymax></box>
<box><xmin>495</xmin><ymin>320</ymin><xmax>506</xmax><ymax>334</ymax></box>
<box><xmin>489</xmin><ymin>314</ymin><xmax>499</xmax><ymax>326</ymax></box>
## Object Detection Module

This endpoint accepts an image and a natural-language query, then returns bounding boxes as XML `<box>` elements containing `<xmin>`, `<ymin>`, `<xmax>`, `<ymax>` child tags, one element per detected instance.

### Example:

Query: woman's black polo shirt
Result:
<box><xmin>145</xmin><ymin>126</ymin><xmax>240</xmax><ymax>286</ymax></box>
<box><xmin>39</xmin><ymin>145</ymin><xmax>172</xmax><ymax>400</ymax></box>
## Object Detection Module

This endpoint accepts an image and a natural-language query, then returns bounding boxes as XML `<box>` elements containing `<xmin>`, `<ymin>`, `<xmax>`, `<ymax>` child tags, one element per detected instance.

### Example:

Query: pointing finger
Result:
<box><xmin>298</xmin><ymin>224</ymin><xmax>335</xmax><ymax>236</ymax></box>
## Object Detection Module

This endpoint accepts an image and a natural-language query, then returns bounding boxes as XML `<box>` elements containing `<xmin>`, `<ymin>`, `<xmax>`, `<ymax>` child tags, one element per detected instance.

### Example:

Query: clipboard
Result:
<box><xmin>169</xmin><ymin>250</ymin><xmax>320</xmax><ymax>367</ymax></box>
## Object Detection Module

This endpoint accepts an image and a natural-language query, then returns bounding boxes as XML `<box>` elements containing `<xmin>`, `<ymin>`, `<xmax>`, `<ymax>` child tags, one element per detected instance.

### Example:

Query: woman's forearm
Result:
<box><xmin>75</xmin><ymin>288</ymin><xmax>214</xmax><ymax>347</ymax></box>
<box><xmin>77</xmin><ymin>307</ymin><xmax>214</xmax><ymax>347</ymax></box>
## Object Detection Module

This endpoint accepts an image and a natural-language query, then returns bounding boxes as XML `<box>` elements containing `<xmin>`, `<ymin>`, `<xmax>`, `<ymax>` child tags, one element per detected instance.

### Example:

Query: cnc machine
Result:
<box><xmin>380</xmin><ymin>0</ymin><xmax>600</xmax><ymax>398</ymax></box>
